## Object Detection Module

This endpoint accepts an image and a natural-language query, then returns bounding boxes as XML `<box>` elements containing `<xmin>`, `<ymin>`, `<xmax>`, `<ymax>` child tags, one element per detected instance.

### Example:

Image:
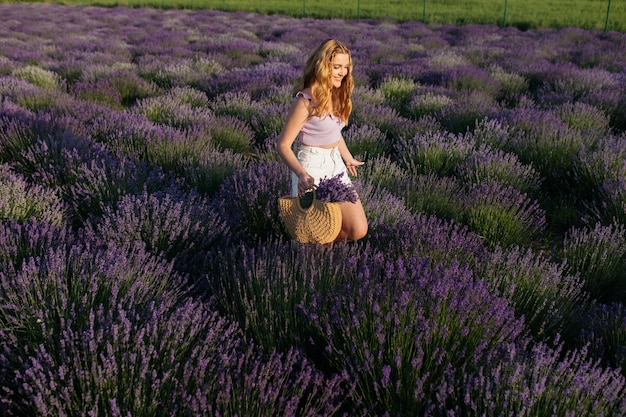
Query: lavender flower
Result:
<box><xmin>316</xmin><ymin>173</ymin><xmax>358</xmax><ymax>204</ymax></box>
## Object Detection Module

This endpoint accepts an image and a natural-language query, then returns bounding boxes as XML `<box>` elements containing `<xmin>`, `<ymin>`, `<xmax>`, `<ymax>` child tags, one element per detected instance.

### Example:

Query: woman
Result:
<box><xmin>276</xmin><ymin>39</ymin><xmax>368</xmax><ymax>242</ymax></box>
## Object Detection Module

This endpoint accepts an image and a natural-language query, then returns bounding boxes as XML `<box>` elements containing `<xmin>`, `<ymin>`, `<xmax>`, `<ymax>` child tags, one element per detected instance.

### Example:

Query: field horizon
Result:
<box><xmin>1</xmin><ymin>0</ymin><xmax>625</xmax><ymax>31</ymax></box>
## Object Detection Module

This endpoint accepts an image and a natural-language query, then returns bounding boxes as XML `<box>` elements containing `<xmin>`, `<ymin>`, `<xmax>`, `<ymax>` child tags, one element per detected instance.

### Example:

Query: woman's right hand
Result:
<box><xmin>297</xmin><ymin>172</ymin><xmax>315</xmax><ymax>195</ymax></box>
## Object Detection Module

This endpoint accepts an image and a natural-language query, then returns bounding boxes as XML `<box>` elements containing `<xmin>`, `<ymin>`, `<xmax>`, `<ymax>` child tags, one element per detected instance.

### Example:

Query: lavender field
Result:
<box><xmin>1</xmin><ymin>3</ymin><xmax>626</xmax><ymax>416</ymax></box>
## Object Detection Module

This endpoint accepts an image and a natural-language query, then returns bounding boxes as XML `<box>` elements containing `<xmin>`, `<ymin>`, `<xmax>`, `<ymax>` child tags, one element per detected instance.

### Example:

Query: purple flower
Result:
<box><xmin>316</xmin><ymin>173</ymin><xmax>358</xmax><ymax>203</ymax></box>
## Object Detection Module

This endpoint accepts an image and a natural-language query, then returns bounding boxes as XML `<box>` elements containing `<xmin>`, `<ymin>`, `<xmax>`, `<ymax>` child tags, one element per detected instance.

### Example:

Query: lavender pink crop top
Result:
<box><xmin>296</xmin><ymin>91</ymin><xmax>345</xmax><ymax>146</ymax></box>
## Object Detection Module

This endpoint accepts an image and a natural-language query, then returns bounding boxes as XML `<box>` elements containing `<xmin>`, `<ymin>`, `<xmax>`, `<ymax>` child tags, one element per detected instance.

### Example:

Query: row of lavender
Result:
<box><xmin>1</xmin><ymin>3</ymin><xmax>626</xmax><ymax>415</ymax></box>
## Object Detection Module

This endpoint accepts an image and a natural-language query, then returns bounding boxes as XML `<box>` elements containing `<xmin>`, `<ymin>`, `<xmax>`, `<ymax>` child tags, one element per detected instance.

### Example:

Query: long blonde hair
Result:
<box><xmin>294</xmin><ymin>39</ymin><xmax>354</xmax><ymax>124</ymax></box>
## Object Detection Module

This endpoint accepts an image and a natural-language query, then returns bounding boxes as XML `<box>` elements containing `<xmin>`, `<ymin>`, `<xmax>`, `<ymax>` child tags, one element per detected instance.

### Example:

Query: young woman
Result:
<box><xmin>276</xmin><ymin>39</ymin><xmax>368</xmax><ymax>242</ymax></box>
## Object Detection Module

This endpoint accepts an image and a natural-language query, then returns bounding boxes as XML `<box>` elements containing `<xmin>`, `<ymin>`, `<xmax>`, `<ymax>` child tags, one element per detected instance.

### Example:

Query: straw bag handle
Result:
<box><xmin>297</xmin><ymin>186</ymin><xmax>318</xmax><ymax>212</ymax></box>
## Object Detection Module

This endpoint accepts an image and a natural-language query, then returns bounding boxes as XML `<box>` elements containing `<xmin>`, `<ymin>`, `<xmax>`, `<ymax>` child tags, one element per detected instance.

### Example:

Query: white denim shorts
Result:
<box><xmin>292</xmin><ymin>145</ymin><xmax>351</xmax><ymax>196</ymax></box>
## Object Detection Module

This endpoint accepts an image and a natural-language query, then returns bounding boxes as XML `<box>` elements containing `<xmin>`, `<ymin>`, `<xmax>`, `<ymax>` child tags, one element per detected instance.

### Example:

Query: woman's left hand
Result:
<box><xmin>344</xmin><ymin>158</ymin><xmax>364</xmax><ymax>177</ymax></box>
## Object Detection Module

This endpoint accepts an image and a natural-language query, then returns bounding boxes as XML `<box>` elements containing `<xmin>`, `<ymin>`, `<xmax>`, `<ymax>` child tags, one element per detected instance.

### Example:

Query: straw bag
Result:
<box><xmin>278</xmin><ymin>187</ymin><xmax>342</xmax><ymax>244</ymax></box>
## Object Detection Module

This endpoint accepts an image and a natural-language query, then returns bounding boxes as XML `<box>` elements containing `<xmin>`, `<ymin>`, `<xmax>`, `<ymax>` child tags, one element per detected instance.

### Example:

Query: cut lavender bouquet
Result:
<box><xmin>315</xmin><ymin>172</ymin><xmax>358</xmax><ymax>203</ymax></box>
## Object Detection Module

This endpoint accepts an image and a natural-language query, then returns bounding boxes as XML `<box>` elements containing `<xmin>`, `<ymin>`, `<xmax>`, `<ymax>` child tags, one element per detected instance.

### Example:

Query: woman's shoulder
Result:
<box><xmin>295</xmin><ymin>88</ymin><xmax>315</xmax><ymax>107</ymax></box>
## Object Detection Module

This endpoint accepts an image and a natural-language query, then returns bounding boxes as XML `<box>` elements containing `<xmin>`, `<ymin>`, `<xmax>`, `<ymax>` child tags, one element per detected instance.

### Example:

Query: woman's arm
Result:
<box><xmin>338</xmin><ymin>135</ymin><xmax>364</xmax><ymax>177</ymax></box>
<box><xmin>275</xmin><ymin>96</ymin><xmax>316</xmax><ymax>193</ymax></box>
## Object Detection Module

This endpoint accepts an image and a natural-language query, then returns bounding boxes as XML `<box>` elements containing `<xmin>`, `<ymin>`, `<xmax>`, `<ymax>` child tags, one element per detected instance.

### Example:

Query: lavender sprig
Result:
<box><xmin>316</xmin><ymin>173</ymin><xmax>358</xmax><ymax>203</ymax></box>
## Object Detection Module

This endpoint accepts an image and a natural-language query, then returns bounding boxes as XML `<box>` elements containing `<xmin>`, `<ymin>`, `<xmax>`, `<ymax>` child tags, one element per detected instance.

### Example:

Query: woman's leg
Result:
<box><xmin>335</xmin><ymin>199</ymin><xmax>368</xmax><ymax>242</ymax></box>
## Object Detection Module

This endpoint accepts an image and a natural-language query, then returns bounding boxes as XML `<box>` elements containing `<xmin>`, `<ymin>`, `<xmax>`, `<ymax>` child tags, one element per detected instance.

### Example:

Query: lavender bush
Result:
<box><xmin>250</xmin><ymin>101</ymin><xmax>291</xmax><ymax>146</ymax></box>
<box><xmin>461</xmin><ymin>338</ymin><xmax>626</xmax><ymax>416</ymax></box>
<box><xmin>463</xmin><ymin>180</ymin><xmax>547</xmax><ymax>249</ymax></box>
<box><xmin>575</xmin><ymin>134</ymin><xmax>626</xmax><ymax>226</ymax></box>
<box><xmin>0</xmin><ymin>219</ymin><xmax>72</xmax><ymax>277</ymax></box>
<box><xmin>71</xmin><ymin>76</ymin><xmax>125</xmax><ymax>109</ymax></box>
<box><xmin>84</xmin><ymin>187</ymin><xmax>229</xmax><ymax>275</ymax></box>
<box><xmin>437</xmin><ymin>90</ymin><xmax>498</xmax><ymax>134</ymax></box>
<box><xmin>358</xmin><ymin>154</ymin><xmax>409</xmax><ymax>190</ymax></box>
<box><xmin>206</xmin><ymin>238</ymin><xmax>357</xmax><ymax>353</ymax></box>
<box><xmin>378</xmin><ymin>75</ymin><xmax>418</xmax><ymax>113</ymax></box>
<box><xmin>391</xmin><ymin>172</ymin><xmax>465</xmax><ymax>221</ymax></box>
<box><xmin>556</xmin><ymin>101</ymin><xmax>611</xmax><ymax>138</ymax></box>
<box><xmin>342</xmin><ymin>123</ymin><xmax>389</xmax><ymax>158</ymax></box>
<box><xmin>397</xmin><ymin>130</ymin><xmax>475</xmax><ymax>177</ymax></box>
<box><xmin>501</xmin><ymin>107</ymin><xmax>590</xmax><ymax>194</ymax></box>
<box><xmin>365</xmin><ymin>213</ymin><xmax>488</xmax><ymax>270</ymax></box>
<box><xmin>209</xmin><ymin>114</ymin><xmax>255</xmax><ymax>153</ymax></box>
<box><xmin>215</xmin><ymin>161</ymin><xmax>290</xmax><ymax>240</ymax></box>
<box><xmin>478</xmin><ymin>246</ymin><xmax>587</xmax><ymax>342</ymax></box>
<box><xmin>0</xmin><ymin>164</ymin><xmax>65</xmax><ymax>226</ymax></box>
<box><xmin>358</xmin><ymin>181</ymin><xmax>413</xmax><ymax>230</ymax></box>
<box><xmin>406</xmin><ymin>90</ymin><xmax>452</xmax><ymax>119</ymax></box>
<box><xmin>562</xmin><ymin>222</ymin><xmax>626</xmax><ymax>302</ymax></box>
<box><xmin>11</xmin><ymin>65</ymin><xmax>63</xmax><ymax>90</ymax></box>
<box><xmin>577</xmin><ymin>302</ymin><xmax>626</xmax><ymax>373</ymax></box>
<box><xmin>303</xmin><ymin>256</ymin><xmax>524</xmax><ymax>416</ymax></box>
<box><xmin>470</xmin><ymin>117</ymin><xmax>512</xmax><ymax>150</ymax></box>
<box><xmin>180</xmin><ymin>147</ymin><xmax>249</xmax><ymax>196</ymax></box>
<box><xmin>488</xmin><ymin>64</ymin><xmax>530</xmax><ymax>102</ymax></box>
<box><xmin>137</xmin><ymin>55</ymin><xmax>223</xmax><ymax>89</ymax></box>
<box><xmin>188</xmin><ymin>346</ymin><xmax>353</xmax><ymax>417</ymax></box>
<box><xmin>209</xmin><ymin>91</ymin><xmax>263</xmax><ymax>126</ymax></box>
<box><xmin>0</xmin><ymin>107</ymin><xmax>167</xmax><ymax>226</ymax></box>
<box><xmin>134</xmin><ymin>94</ymin><xmax>214</xmax><ymax>129</ymax></box>
<box><xmin>350</xmin><ymin>100</ymin><xmax>419</xmax><ymax>144</ymax></box>
<box><xmin>455</xmin><ymin>143</ymin><xmax>543</xmax><ymax>196</ymax></box>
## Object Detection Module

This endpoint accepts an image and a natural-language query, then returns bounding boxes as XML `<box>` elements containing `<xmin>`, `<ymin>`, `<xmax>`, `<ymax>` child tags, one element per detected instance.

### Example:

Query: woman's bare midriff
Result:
<box><xmin>301</xmin><ymin>140</ymin><xmax>340</xmax><ymax>149</ymax></box>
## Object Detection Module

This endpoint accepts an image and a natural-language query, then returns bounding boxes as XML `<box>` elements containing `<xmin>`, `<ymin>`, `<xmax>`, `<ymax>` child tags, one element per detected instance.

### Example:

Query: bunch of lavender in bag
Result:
<box><xmin>315</xmin><ymin>173</ymin><xmax>358</xmax><ymax>203</ymax></box>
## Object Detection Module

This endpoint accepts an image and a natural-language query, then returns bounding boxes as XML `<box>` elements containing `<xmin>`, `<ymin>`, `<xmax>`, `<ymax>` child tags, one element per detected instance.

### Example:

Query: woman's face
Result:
<box><xmin>330</xmin><ymin>53</ymin><xmax>350</xmax><ymax>88</ymax></box>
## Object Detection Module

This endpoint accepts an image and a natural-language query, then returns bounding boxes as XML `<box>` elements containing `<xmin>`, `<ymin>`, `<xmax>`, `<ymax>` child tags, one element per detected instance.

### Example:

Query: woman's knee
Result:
<box><xmin>342</xmin><ymin>218</ymin><xmax>367</xmax><ymax>241</ymax></box>
<box><xmin>339</xmin><ymin>200</ymin><xmax>368</xmax><ymax>241</ymax></box>
<box><xmin>349</xmin><ymin>221</ymin><xmax>368</xmax><ymax>240</ymax></box>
